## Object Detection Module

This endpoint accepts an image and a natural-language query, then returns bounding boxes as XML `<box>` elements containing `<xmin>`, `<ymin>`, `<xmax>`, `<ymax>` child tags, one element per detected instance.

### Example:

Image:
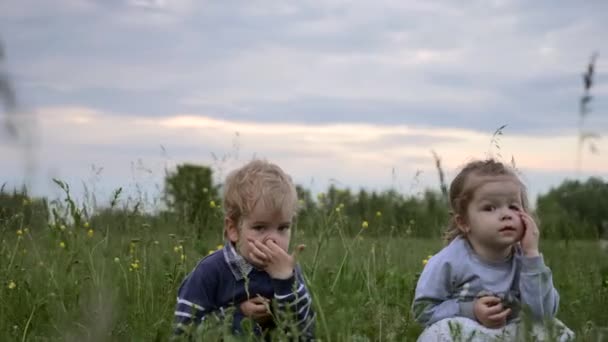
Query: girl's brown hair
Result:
<box><xmin>444</xmin><ymin>159</ymin><xmax>531</xmax><ymax>242</ymax></box>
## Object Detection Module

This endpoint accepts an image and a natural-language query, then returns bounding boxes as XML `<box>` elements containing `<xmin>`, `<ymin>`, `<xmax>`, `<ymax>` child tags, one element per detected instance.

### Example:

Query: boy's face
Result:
<box><xmin>226</xmin><ymin>200</ymin><xmax>293</xmax><ymax>268</ymax></box>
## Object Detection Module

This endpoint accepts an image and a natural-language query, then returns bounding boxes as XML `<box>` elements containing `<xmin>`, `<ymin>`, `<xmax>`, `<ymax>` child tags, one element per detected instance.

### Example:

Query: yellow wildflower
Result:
<box><xmin>209</xmin><ymin>200</ymin><xmax>216</xmax><ymax>208</ymax></box>
<box><xmin>22</xmin><ymin>198</ymin><xmax>30</xmax><ymax>206</ymax></box>
<box><xmin>181</xmin><ymin>254</ymin><xmax>186</xmax><ymax>262</ymax></box>
<box><xmin>84</xmin><ymin>222</ymin><xmax>90</xmax><ymax>228</ymax></box>
<box><xmin>23</xmin><ymin>228</ymin><xmax>29</xmax><ymax>233</ymax></box>
<box><xmin>16</xmin><ymin>229</ymin><xmax>23</xmax><ymax>236</ymax></box>
<box><xmin>60</xmin><ymin>225</ymin><xmax>66</xmax><ymax>231</ymax></box>
<box><xmin>87</xmin><ymin>229</ymin><xmax>94</xmax><ymax>238</ymax></box>
<box><xmin>422</xmin><ymin>255</ymin><xmax>433</xmax><ymax>266</ymax></box>
<box><xmin>8</xmin><ymin>281</ymin><xmax>16</xmax><ymax>290</ymax></box>
<box><xmin>114</xmin><ymin>257</ymin><xmax>120</xmax><ymax>263</ymax></box>
<box><xmin>216</xmin><ymin>244</ymin><xmax>223</xmax><ymax>250</ymax></box>
<box><xmin>376</xmin><ymin>211</ymin><xmax>382</xmax><ymax>217</ymax></box>
<box><xmin>361</xmin><ymin>221</ymin><xmax>369</xmax><ymax>229</ymax></box>
<box><xmin>207</xmin><ymin>250</ymin><xmax>214</xmax><ymax>255</ymax></box>
<box><xmin>59</xmin><ymin>241</ymin><xmax>66</xmax><ymax>249</ymax></box>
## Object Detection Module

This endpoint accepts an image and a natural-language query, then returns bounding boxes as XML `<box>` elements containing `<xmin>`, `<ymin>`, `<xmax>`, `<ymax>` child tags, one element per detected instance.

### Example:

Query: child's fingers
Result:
<box><xmin>521</xmin><ymin>211</ymin><xmax>534</xmax><ymax>221</ymax></box>
<box><xmin>255</xmin><ymin>239</ymin><xmax>277</xmax><ymax>258</ymax></box>
<box><xmin>485</xmin><ymin>302</ymin><xmax>504</xmax><ymax>315</ymax></box>
<box><xmin>519</xmin><ymin>213</ymin><xmax>529</xmax><ymax>229</ymax></box>
<box><xmin>253</xmin><ymin>309</ymin><xmax>272</xmax><ymax>319</ymax></box>
<box><xmin>255</xmin><ymin>294</ymin><xmax>270</xmax><ymax>303</ymax></box>
<box><xmin>250</xmin><ymin>296</ymin><xmax>268</xmax><ymax>305</ymax></box>
<box><xmin>264</xmin><ymin>239</ymin><xmax>281</xmax><ymax>252</ymax></box>
<box><xmin>488</xmin><ymin>308</ymin><xmax>511</xmax><ymax>322</ymax></box>
<box><xmin>520</xmin><ymin>214</ymin><xmax>540</xmax><ymax>237</ymax></box>
<box><xmin>248</xmin><ymin>251</ymin><xmax>267</xmax><ymax>267</ymax></box>
<box><xmin>478</xmin><ymin>296</ymin><xmax>501</xmax><ymax>306</ymax></box>
<box><xmin>520</xmin><ymin>213</ymin><xmax>539</xmax><ymax>231</ymax></box>
<box><xmin>265</xmin><ymin>239</ymin><xmax>290</xmax><ymax>256</ymax></box>
<box><xmin>249</xmin><ymin>241</ymin><xmax>269</xmax><ymax>261</ymax></box>
<box><xmin>251</xmin><ymin>302</ymin><xmax>269</xmax><ymax>313</ymax></box>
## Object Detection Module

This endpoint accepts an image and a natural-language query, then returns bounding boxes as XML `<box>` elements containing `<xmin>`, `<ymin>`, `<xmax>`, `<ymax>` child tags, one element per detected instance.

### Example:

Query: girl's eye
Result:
<box><xmin>252</xmin><ymin>225</ymin><xmax>265</xmax><ymax>231</ymax></box>
<box><xmin>279</xmin><ymin>225</ymin><xmax>291</xmax><ymax>231</ymax></box>
<box><xmin>509</xmin><ymin>205</ymin><xmax>521</xmax><ymax>211</ymax></box>
<box><xmin>482</xmin><ymin>205</ymin><xmax>495</xmax><ymax>211</ymax></box>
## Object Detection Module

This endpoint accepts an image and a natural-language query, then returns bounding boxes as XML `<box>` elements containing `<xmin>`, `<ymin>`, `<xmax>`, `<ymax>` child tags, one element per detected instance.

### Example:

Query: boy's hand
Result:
<box><xmin>249</xmin><ymin>239</ymin><xmax>305</xmax><ymax>280</ymax></box>
<box><xmin>519</xmin><ymin>211</ymin><xmax>540</xmax><ymax>257</ymax></box>
<box><xmin>240</xmin><ymin>295</ymin><xmax>271</xmax><ymax>323</ymax></box>
<box><xmin>473</xmin><ymin>296</ymin><xmax>511</xmax><ymax>329</ymax></box>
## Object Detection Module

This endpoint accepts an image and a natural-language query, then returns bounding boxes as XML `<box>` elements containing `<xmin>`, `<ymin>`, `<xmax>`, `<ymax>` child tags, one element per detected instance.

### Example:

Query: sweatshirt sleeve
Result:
<box><xmin>173</xmin><ymin>261</ymin><xmax>217</xmax><ymax>335</ymax></box>
<box><xmin>518</xmin><ymin>254</ymin><xmax>559</xmax><ymax>319</ymax></box>
<box><xmin>412</xmin><ymin>254</ymin><xmax>476</xmax><ymax>326</ymax></box>
<box><xmin>272</xmin><ymin>265</ymin><xmax>315</xmax><ymax>340</ymax></box>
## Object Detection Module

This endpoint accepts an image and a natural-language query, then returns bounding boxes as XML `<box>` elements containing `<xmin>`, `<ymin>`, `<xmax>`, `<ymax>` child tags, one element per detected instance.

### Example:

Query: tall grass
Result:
<box><xmin>2</xmin><ymin>188</ymin><xmax>608</xmax><ymax>341</ymax></box>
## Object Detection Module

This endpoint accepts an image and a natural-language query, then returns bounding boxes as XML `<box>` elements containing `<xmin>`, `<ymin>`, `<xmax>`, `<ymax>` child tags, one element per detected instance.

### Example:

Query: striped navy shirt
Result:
<box><xmin>174</xmin><ymin>242</ymin><xmax>315</xmax><ymax>339</ymax></box>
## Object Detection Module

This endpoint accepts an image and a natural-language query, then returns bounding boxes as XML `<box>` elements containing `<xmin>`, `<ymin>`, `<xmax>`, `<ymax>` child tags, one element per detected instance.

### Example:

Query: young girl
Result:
<box><xmin>412</xmin><ymin>159</ymin><xmax>574</xmax><ymax>341</ymax></box>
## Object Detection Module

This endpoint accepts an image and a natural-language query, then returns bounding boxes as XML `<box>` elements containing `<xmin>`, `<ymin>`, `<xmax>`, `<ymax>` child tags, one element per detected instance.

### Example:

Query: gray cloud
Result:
<box><xmin>0</xmin><ymin>1</ymin><xmax>606</xmax><ymax>151</ymax></box>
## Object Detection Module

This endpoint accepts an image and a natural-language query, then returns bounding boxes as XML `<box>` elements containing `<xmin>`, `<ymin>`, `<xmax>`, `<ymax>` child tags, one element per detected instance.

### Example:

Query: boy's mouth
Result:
<box><xmin>499</xmin><ymin>226</ymin><xmax>516</xmax><ymax>232</ymax></box>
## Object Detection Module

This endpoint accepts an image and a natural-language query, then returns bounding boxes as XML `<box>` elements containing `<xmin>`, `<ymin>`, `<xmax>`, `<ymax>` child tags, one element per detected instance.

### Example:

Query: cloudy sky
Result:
<box><xmin>1</xmin><ymin>0</ymin><xmax>607</xmax><ymax>207</ymax></box>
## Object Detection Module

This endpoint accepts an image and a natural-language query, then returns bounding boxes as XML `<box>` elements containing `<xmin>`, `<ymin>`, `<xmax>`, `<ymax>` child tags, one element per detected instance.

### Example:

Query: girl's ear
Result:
<box><xmin>225</xmin><ymin>218</ymin><xmax>240</xmax><ymax>243</ymax></box>
<box><xmin>455</xmin><ymin>214</ymin><xmax>469</xmax><ymax>234</ymax></box>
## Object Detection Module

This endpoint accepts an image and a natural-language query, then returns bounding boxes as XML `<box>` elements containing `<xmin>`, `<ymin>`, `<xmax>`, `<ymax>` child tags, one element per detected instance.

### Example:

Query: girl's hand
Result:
<box><xmin>519</xmin><ymin>211</ymin><xmax>540</xmax><ymax>257</ymax></box>
<box><xmin>474</xmin><ymin>296</ymin><xmax>511</xmax><ymax>328</ymax></box>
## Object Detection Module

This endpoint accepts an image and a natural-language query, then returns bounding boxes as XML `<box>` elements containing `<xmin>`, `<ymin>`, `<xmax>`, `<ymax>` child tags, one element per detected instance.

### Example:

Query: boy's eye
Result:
<box><xmin>252</xmin><ymin>225</ymin><xmax>265</xmax><ymax>231</ymax></box>
<box><xmin>482</xmin><ymin>205</ymin><xmax>495</xmax><ymax>211</ymax></box>
<box><xmin>279</xmin><ymin>225</ymin><xmax>291</xmax><ymax>231</ymax></box>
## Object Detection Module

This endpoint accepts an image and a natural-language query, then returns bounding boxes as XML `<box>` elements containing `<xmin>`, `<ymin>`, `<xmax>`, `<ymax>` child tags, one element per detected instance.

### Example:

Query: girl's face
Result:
<box><xmin>457</xmin><ymin>176</ymin><xmax>525</xmax><ymax>258</ymax></box>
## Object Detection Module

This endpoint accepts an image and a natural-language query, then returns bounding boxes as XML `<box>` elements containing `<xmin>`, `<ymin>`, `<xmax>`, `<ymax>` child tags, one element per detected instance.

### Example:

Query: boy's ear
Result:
<box><xmin>455</xmin><ymin>214</ymin><xmax>469</xmax><ymax>234</ymax></box>
<box><xmin>225</xmin><ymin>217</ymin><xmax>239</xmax><ymax>243</ymax></box>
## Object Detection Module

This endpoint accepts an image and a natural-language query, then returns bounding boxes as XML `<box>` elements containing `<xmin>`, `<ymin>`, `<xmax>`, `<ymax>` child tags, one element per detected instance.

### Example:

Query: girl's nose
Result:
<box><xmin>500</xmin><ymin>208</ymin><xmax>514</xmax><ymax>220</ymax></box>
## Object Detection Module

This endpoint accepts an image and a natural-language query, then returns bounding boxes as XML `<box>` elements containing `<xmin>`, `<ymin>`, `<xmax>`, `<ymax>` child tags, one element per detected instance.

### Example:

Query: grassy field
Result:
<box><xmin>2</xmin><ymin>205</ymin><xmax>608</xmax><ymax>341</ymax></box>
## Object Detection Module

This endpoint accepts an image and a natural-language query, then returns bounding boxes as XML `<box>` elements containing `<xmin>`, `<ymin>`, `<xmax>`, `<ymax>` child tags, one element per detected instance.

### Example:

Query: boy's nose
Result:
<box><xmin>262</xmin><ymin>235</ymin><xmax>277</xmax><ymax>245</ymax></box>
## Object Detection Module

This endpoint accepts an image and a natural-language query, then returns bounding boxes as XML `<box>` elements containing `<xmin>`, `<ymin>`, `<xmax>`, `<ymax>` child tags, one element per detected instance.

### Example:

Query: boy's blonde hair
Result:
<box><xmin>223</xmin><ymin>159</ymin><xmax>298</xmax><ymax>227</ymax></box>
<box><xmin>444</xmin><ymin>159</ymin><xmax>531</xmax><ymax>243</ymax></box>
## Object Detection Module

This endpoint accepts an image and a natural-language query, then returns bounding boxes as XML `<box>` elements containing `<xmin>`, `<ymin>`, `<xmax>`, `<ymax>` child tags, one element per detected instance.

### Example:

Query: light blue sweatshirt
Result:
<box><xmin>412</xmin><ymin>237</ymin><xmax>559</xmax><ymax>327</ymax></box>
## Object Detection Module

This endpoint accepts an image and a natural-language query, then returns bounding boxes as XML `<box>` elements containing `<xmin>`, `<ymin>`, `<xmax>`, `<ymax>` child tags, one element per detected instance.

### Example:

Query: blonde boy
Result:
<box><xmin>174</xmin><ymin>160</ymin><xmax>315</xmax><ymax>339</ymax></box>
